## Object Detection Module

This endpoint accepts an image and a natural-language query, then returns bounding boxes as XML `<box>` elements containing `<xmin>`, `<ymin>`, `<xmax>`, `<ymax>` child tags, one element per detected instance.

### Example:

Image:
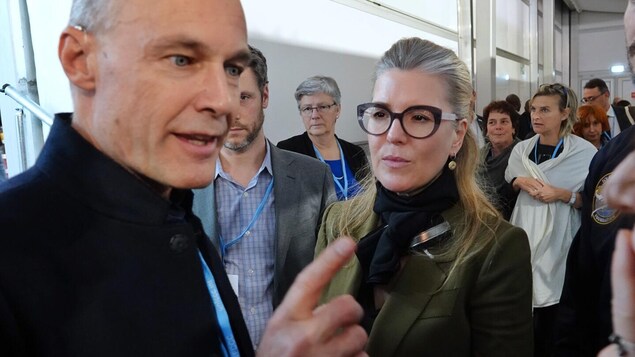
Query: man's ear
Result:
<box><xmin>58</xmin><ymin>26</ymin><xmax>96</xmax><ymax>91</ymax></box>
<box><xmin>261</xmin><ymin>83</ymin><xmax>270</xmax><ymax>109</ymax></box>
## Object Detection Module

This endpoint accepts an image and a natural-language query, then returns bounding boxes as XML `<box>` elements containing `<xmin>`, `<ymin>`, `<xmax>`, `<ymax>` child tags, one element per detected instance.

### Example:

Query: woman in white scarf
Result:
<box><xmin>505</xmin><ymin>83</ymin><xmax>597</xmax><ymax>356</ymax></box>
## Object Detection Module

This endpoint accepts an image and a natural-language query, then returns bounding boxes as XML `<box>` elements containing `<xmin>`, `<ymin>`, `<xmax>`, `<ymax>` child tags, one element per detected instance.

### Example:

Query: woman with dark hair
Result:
<box><xmin>505</xmin><ymin>83</ymin><xmax>597</xmax><ymax>356</ymax></box>
<box><xmin>479</xmin><ymin>100</ymin><xmax>520</xmax><ymax>220</ymax></box>
<box><xmin>573</xmin><ymin>104</ymin><xmax>611</xmax><ymax>149</ymax></box>
<box><xmin>315</xmin><ymin>37</ymin><xmax>532</xmax><ymax>356</ymax></box>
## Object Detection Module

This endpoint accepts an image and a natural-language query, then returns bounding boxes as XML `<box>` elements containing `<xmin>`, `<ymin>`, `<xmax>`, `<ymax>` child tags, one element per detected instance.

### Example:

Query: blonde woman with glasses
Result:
<box><xmin>278</xmin><ymin>76</ymin><xmax>368</xmax><ymax>200</ymax></box>
<box><xmin>505</xmin><ymin>83</ymin><xmax>597</xmax><ymax>356</ymax></box>
<box><xmin>315</xmin><ymin>38</ymin><xmax>533</xmax><ymax>356</ymax></box>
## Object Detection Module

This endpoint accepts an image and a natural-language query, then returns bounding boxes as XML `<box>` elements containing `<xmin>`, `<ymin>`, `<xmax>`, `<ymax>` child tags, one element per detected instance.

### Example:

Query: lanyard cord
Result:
<box><xmin>534</xmin><ymin>137</ymin><xmax>564</xmax><ymax>163</ymax></box>
<box><xmin>198</xmin><ymin>251</ymin><xmax>240</xmax><ymax>357</ymax></box>
<box><xmin>313</xmin><ymin>141</ymin><xmax>349</xmax><ymax>200</ymax></box>
<box><xmin>219</xmin><ymin>178</ymin><xmax>274</xmax><ymax>260</ymax></box>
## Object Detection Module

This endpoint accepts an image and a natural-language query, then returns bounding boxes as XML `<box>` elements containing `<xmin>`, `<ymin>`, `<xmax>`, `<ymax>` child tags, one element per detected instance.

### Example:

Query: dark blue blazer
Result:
<box><xmin>555</xmin><ymin>125</ymin><xmax>635</xmax><ymax>356</ymax></box>
<box><xmin>0</xmin><ymin>114</ymin><xmax>253</xmax><ymax>356</ymax></box>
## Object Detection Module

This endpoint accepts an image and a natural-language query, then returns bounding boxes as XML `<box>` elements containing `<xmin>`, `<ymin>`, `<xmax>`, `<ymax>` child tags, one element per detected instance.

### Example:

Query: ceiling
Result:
<box><xmin>567</xmin><ymin>0</ymin><xmax>628</xmax><ymax>14</ymax></box>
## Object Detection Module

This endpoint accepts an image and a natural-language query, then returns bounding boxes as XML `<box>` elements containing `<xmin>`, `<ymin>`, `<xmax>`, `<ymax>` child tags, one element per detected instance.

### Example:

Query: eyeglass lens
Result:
<box><xmin>359</xmin><ymin>106</ymin><xmax>438</xmax><ymax>138</ymax></box>
<box><xmin>301</xmin><ymin>103</ymin><xmax>335</xmax><ymax>116</ymax></box>
<box><xmin>582</xmin><ymin>95</ymin><xmax>598</xmax><ymax>103</ymax></box>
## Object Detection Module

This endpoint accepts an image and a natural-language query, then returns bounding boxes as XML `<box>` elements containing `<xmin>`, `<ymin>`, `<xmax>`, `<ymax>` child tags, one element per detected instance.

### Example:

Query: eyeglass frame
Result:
<box><xmin>536</xmin><ymin>83</ymin><xmax>578</xmax><ymax>113</ymax></box>
<box><xmin>299</xmin><ymin>102</ymin><xmax>338</xmax><ymax>116</ymax></box>
<box><xmin>581</xmin><ymin>91</ymin><xmax>606</xmax><ymax>104</ymax></box>
<box><xmin>539</xmin><ymin>83</ymin><xmax>570</xmax><ymax>102</ymax></box>
<box><xmin>356</xmin><ymin>102</ymin><xmax>459</xmax><ymax>139</ymax></box>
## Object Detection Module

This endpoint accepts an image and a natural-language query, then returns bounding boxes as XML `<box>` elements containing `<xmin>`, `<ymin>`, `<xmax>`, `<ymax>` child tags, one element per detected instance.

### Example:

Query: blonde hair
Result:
<box><xmin>330</xmin><ymin>38</ymin><xmax>501</xmax><ymax>281</ymax></box>
<box><xmin>531</xmin><ymin>83</ymin><xmax>578</xmax><ymax>138</ymax></box>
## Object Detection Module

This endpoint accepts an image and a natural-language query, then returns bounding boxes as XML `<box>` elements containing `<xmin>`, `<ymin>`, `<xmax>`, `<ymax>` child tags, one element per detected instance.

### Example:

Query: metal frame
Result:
<box><xmin>1</xmin><ymin>83</ymin><xmax>53</xmax><ymax>174</ymax></box>
<box><xmin>1</xmin><ymin>84</ymin><xmax>54</xmax><ymax>126</ymax></box>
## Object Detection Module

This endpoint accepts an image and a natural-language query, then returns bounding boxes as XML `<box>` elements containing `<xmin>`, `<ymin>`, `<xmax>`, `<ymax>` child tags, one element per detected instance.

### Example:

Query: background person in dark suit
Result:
<box><xmin>582</xmin><ymin>78</ymin><xmax>634</xmax><ymax>138</ymax></box>
<box><xmin>557</xmin><ymin>5</ymin><xmax>635</xmax><ymax>356</ymax></box>
<box><xmin>506</xmin><ymin>93</ymin><xmax>522</xmax><ymax>113</ymax></box>
<box><xmin>517</xmin><ymin>99</ymin><xmax>534</xmax><ymax>140</ymax></box>
<box><xmin>597</xmin><ymin>6</ymin><xmax>635</xmax><ymax>355</ymax></box>
<box><xmin>554</xmin><ymin>125</ymin><xmax>635</xmax><ymax>356</ymax></box>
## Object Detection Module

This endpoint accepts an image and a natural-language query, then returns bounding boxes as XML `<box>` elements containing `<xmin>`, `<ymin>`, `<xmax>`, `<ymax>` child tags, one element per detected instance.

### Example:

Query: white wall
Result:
<box><xmin>577</xmin><ymin>13</ymin><xmax>626</xmax><ymax>72</ymax></box>
<box><xmin>242</xmin><ymin>0</ymin><xmax>457</xmax><ymax>59</ymax></box>
<box><xmin>26</xmin><ymin>0</ymin><xmax>73</xmax><ymax>115</ymax></box>
<box><xmin>576</xmin><ymin>11</ymin><xmax>631</xmax><ymax>102</ymax></box>
<box><xmin>242</xmin><ymin>0</ymin><xmax>459</xmax><ymax>144</ymax></box>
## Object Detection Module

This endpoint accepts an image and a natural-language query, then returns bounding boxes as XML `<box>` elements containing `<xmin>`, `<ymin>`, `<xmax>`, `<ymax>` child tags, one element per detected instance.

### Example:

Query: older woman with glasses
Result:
<box><xmin>315</xmin><ymin>37</ymin><xmax>533</xmax><ymax>356</ymax></box>
<box><xmin>505</xmin><ymin>83</ymin><xmax>597</xmax><ymax>356</ymax></box>
<box><xmin>277</xmin><ymin>76</ymin><xmax>368</xmax><ymax>200</ymax></box>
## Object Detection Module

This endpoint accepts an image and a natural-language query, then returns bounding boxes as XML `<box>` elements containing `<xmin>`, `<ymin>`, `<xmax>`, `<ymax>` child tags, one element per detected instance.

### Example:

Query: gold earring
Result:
<box><xmin>448</xmin><ymin>154</ymin><xmax>457</xmax><ymax>171</ymax></box>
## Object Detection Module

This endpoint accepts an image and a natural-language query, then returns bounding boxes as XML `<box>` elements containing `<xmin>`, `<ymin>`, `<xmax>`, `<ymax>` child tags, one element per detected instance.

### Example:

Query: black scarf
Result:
<box><xmin>356</xmin><ymin>167</ymin><xmax>459</xmax><ymax>285</ymax></box>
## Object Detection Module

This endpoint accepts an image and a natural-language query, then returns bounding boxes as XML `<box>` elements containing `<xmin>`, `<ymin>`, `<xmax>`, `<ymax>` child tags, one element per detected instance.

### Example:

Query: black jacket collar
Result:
<box><xmin>37</xmin><ymin>113</ymin><xmax>188</xmax><ymax>225</ymax></box>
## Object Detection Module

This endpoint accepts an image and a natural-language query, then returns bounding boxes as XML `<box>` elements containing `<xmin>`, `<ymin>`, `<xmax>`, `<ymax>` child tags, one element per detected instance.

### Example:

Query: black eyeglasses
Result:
<box><xmin>581</xmin><ymin>93</ymin><xmax>605</xmax><ymax>103</ymax></box>
<box><xmin>357</xmin><ymin>103</ymin><xmax>458</xmax><ymax>139</ymax></box>
<box><xmin>299</xmin><ymin>102</ymin><xmax>337</xmax><ymax>116</ymax></box>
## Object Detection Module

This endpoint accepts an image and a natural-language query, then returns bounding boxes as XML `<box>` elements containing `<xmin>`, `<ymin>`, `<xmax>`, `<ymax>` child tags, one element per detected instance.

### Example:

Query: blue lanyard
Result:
<box><xmin>218</xmin><ymin>178</ymin><xmax>274</xmax><ymax>259</ymax></box>
<box><xmin>534</xmin><ymin>137</ymin><xmax>563</xmax><ymax>163</ymax></box>
<box><xmin>313</xmin><ymin>141</ymin><xmax>349</xmax><ymax>200</ymax></box>
<box><xmin>198</xmin><ymin>251</ymin><xmax>240</xmax><ymax>357</ymax></box>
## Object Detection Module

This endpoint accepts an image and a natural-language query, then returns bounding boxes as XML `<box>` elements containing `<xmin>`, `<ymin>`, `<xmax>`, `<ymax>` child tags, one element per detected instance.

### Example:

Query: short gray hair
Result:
<box><xmin>68</xmin><ymin>0</ymin><xmax>119</xmax><ymax>33</ymax></box>
<box><xmin>294</xmin><ymin>75</ymin><xmax>341</xmax><ymax>106</ymax></box>
<box><xmin>375</xmin><ymin>37</ymin><xmax>472</xmax><ymax>121</ymax></box>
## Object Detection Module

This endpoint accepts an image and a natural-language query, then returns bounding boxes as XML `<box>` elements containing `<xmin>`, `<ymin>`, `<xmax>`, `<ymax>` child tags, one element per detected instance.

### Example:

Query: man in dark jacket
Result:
<box><xmin>554</xmin><ymin>125</ymin><xmax>635</xmax><ymax>356</ymax></box>
<box><xmin>0</xmin><ymin>0</ymin><xmax>366</xmax><ymax>356</ymax></box>
<box><xmin>582</xmin><ymin>78</ymin><xmax>634</xmax><ymax>138</ymax></box>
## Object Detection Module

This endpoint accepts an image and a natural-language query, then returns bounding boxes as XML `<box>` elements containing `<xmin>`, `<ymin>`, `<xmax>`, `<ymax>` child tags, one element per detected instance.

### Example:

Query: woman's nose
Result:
<box><xmin>386</xmin><ymin>118</ymin><xmax>408</xmax><ymax>143</ymax></box>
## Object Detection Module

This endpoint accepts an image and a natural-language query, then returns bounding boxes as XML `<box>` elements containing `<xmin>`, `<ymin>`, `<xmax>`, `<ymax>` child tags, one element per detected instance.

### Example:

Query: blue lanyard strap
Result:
<box><xmin>313</xmin><ymin>141</ymin><xmax>349</xmax><ymax>200</ymax></box>
<box><xmin>198</xmin><ymin>251</ymin><xmax>240</xmax><ymax>357</ymax></box>
<box><xmin>219</xmin><ymin>178</ymin><xmax>274</xmax><ymax>259</ymax></box>
<box><xmin>534</xmin><ymin>137</ymin><xmax>564</xmax><ymax>162</ymax></box>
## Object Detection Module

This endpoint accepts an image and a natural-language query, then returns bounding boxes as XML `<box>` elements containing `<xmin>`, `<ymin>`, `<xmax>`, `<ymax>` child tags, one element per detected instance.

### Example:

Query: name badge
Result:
<box><xmin>227</xmin><ymin>274</ymin><xmax>239</xmax><ymax>296</ymax></box>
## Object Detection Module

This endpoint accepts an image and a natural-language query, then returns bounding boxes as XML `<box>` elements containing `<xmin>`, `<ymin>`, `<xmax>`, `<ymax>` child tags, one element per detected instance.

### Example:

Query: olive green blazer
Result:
<box><xmin>316</xmin><ymin>203</ymin><xmax>533</xmax><ymax>357</ymax></box>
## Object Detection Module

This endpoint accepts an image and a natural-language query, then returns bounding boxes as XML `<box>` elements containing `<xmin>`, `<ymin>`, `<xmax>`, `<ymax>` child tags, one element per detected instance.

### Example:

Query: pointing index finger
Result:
<box><xmin>276</xmin><ymin>236</ymin><xmax>357</xmax><ymax>320</ymax></box>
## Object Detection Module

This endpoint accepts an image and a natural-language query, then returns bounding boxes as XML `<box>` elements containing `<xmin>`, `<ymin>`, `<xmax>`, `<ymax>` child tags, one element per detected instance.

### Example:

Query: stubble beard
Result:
<box><xmin>223</xmin><ymin>110</ymin><xmax>265</xmax><ymax>153</ymax></box>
